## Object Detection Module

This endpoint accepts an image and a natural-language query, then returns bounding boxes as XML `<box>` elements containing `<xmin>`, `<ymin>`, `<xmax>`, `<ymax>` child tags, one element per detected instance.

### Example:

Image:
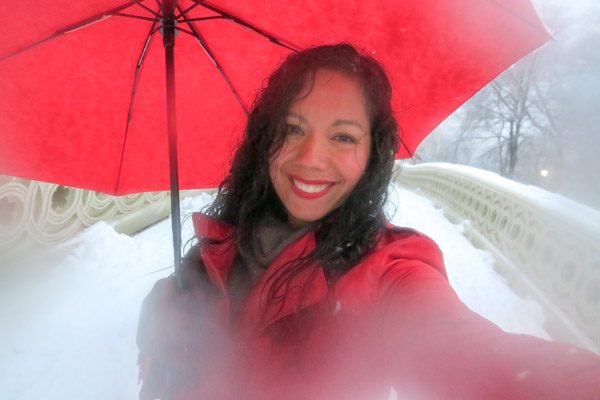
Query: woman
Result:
<box><xmin>137</xmin><ymin>44</ymin><xmax>600</xmax><ymax>399</ymax></box>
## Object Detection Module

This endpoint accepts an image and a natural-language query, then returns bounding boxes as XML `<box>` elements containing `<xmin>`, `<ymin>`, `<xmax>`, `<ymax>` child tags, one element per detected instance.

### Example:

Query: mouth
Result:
<box><xmin>289</xmin><ymin>175</ymin><xmax>335</xmax><ymax>199</ymax></box>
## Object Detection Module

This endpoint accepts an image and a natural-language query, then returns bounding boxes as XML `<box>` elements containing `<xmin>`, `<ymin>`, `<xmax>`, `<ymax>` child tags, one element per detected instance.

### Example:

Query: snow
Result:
<box><xmin>386</xmin><ymin>184</ymin><xmax>549</xmax><ymax>338</ymax></box>
<box><xmin>409</xmin><ymin>162</ymin><xmax>600</xmax><ymax>231</ymax></box>
<box><xmin>0</xmin><ymin>187</ymin><xmax>550</xmax><ymax>399</ymax></box>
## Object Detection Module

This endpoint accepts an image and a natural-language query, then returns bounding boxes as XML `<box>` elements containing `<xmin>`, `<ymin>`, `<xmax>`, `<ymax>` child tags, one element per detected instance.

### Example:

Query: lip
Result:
<box><xmin>289</xmin><ymin>174</ymin><xmax>335</xmax><ymax>199</ymax></box>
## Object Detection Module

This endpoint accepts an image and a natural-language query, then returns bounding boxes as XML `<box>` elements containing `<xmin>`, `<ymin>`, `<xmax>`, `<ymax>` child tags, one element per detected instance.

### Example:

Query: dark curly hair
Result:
<box><xmin>206</xmin><ymin>43</ymin><xmax>399</xmax><ymax>282</ymax></box>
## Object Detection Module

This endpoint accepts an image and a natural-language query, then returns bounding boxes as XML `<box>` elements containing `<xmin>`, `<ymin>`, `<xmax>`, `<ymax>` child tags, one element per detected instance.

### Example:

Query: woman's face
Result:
<box><xmin>269</xmin><ymin>69</ymin><xmax>372</xmax><ymax>227</ymax></box>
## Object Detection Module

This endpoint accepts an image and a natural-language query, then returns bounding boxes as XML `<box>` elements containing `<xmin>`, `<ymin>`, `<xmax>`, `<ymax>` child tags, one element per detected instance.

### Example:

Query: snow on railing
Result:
<box><xmin>394</xmin><ymin>161</ymin><xmax>600</xmax><ymax>353</ymax></box>
<box><xmin>0</xmin><ymin>176</ymin><xmax>202</xmax><ymax>261</ymax></box>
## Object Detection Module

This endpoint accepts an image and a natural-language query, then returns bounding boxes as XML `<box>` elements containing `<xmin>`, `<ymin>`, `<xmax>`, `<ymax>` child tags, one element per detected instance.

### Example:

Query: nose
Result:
<box><xmin>294</xmin><ymin>133</ymin><xmax>329</xmax><ymax>170</ymax></box>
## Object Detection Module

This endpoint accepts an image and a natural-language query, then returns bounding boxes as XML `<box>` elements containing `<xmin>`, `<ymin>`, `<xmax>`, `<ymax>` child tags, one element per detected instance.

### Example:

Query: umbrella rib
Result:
<box><xmin>0</xmin><ymin>1</ymin><xmax>140</xmax><ymax>62</ymax></box>
<box><xmin>193</xmin><ymin>1</ymin><xmax>300</xmax><ymax>52</ymax></box>
<box><xmin>177</xmin><ymin>16</ymin><xmax>226</xmax><ymax>23</ymax></box>
<box><xmin>399</xmin><ymin>139</ymin><xmax>414</xmax><ymax>158</ymax></box>
<box><xmin>132</xmin><ymin>0</ymin><xmax>161</xmax><ymax>17</ymax></box>
<box><xmin>114</xmin><ymin>21</ymin><xmax>159</xmax><ymax>194</ymax></box>
<box><xmin>484</xmin><ymin>0</ymin><xmax>551</xmax><ymax>37</ymax></box>
<box><xmin>114</xmin><ymin>13</ymin><xmax>160</xmax><ymax>22</ymax></box>
<box><xmin>178</xmin><ymin>5</ymin><xmax>249</xmax><ymax>115</ymax></box>
<box><xmin>176</xmin><ymin>3</ymin><xmax>201</xmax><ymax>19</ymax></box>
<box><xmin>176</xmin><ymin>27</ymin><xmax>198</xmax><ymax>37</ymax></box>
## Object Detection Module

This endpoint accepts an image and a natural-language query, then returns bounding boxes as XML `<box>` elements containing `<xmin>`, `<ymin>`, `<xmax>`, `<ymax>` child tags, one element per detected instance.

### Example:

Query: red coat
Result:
<box><xmin>137</xmin><ymin>213</ymin><xmax>600</xmax><ymax>399</ymax></box>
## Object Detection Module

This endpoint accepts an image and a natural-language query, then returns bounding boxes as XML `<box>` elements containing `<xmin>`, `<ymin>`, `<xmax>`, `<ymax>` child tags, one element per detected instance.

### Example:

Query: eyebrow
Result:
<box><xmin>286</xmin><ymin>113</ymin><xmax>366</xmax><ymax>132</ymax></box>
<box><xmin>332</xmin><ymin>119</ymin><xmax>366</xmax><ymax>132</ymax></box>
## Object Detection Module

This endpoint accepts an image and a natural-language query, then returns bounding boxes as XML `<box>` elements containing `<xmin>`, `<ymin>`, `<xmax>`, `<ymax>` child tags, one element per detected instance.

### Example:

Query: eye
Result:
<box><xmin>332</xmin><ymin>134</ymin><xmax>357</xmax><ymax>144</ymax></box>
<box><xmin>285</xmin><ymin>123</ymin><xmax>303</xmax><ymax>136</ymax></box>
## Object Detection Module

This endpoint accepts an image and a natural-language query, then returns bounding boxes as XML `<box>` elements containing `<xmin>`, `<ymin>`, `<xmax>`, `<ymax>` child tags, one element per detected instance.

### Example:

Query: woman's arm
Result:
<box><xmin>375</xmin><ymin>237</ymin><xmax>600</xmax><ymax>399</ymax></box>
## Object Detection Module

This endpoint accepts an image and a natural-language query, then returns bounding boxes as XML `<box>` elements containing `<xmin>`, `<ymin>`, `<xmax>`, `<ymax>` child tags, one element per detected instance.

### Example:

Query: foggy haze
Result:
<box><xmin>417</xmin><ymin>0</ymin><xmax>600</xmax><ymax>209</ymax></box>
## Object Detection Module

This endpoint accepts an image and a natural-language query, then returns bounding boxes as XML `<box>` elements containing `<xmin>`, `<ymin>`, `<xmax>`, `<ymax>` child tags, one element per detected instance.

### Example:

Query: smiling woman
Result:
<box><xmin>137</xmin><ymin>44</ymin><xmax>600</xmax><ymax>400</ymax></box>
<box><xmin>269</xmin><ymin>69</ymin><xmax>372</xmax><ymax>227</ymax></box>
<box><xmin>201</xmin><ymin>44</ymin><xmax>399</xmax><ymax>277</ymax></box>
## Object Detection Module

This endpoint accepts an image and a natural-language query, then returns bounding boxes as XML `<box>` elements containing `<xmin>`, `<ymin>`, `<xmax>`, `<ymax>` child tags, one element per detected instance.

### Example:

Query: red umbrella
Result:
<box><xmin>0</xmin><ymin>0</ymin><xmax>549</xmax><ymax>283</ymax></box>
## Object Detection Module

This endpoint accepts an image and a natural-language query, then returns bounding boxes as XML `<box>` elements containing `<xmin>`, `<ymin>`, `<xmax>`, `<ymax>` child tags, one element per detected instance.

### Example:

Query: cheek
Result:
<box><xmin>269</xmin><ymin>144</ymin><xmax>294</xmax><ymax>176</ymax></box>
<box><xmin>268</xmin><ymin>150</ymin><xmax>287</xmax><ymax>189</ymax></box>
<box><xmin>340</xmin><ymin>149</ymin><xmax>370</xmax><ymax>185</ymax></box>
<box><xmin>268</xmin><ymin>158</ymin><xmax>279</xmax><ymax>188</ymax></box>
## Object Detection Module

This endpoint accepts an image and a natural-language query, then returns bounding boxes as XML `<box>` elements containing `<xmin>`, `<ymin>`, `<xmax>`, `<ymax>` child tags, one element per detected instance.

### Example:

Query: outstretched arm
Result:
<box><xmin>375</xmin><ymin>237</ymin><xmax>600</xmax><ymax>399</ymax></box>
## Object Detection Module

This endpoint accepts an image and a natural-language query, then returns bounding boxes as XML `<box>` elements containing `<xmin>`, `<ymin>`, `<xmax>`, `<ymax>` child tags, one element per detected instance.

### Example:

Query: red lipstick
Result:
<box><xmin>289</xmin><ymin>175</ymin><xmax>334</xmax><ymax>199</ymax></box>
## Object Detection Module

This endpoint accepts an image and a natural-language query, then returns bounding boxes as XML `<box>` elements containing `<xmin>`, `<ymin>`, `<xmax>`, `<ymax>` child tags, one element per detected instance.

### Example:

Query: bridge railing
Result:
<box><xmin>0</xmin><ymin>176</ymin><xmax>203</xmax><ymax>261</ymax></box>
<box><xmin>394</xmin><ymin>162</ymin><xmax>600</xmax><ymax>353</ymax></box>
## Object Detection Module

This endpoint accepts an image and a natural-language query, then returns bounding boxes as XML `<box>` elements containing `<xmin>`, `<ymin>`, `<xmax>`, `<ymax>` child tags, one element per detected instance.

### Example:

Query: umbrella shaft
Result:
<box><xmin>163</xmin><ymin>11</ymin><xmax>184</xmax><ymax>288</ymax></box>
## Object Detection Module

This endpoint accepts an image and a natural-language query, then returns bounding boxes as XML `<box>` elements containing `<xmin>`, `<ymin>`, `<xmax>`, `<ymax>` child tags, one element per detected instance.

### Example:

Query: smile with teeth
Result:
<box><xmin>293</xmin><ymin>179</ymin><xmax>330</xmax><ymax>193</ymax></box>
<box><xmin>289</xmin><ymin>175</ymin><xmax>335</xmax><ymax>199</ymax></box>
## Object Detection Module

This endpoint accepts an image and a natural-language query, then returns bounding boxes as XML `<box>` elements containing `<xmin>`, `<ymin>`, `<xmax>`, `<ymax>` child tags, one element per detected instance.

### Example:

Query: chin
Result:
<box><xmin>288</xmin><ymin>212</ymin><xmax>325</xmax><ymax>227</ymax></box>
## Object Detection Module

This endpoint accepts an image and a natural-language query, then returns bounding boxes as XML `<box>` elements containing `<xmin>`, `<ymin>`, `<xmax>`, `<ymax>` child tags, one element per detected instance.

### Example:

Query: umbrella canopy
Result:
<box><xmin>0</xmin><ymin>0</ymin><xmax>549</xmax><ymax>196</ymax></box>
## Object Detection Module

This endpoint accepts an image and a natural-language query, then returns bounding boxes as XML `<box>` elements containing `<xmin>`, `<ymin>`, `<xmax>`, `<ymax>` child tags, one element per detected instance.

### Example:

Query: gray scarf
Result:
<box><xmin>228</xmin><ymin>213</ymin><xmax>311</xmax><ymax>309</ymax></box>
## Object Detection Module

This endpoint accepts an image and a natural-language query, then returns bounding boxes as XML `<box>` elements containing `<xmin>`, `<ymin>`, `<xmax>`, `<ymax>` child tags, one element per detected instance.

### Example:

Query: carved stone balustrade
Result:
<box><xmin>0</xmin><ymin>176</ymin><xmax>201</xmax><ymax>261</ymax></box>
<box><xmin>394</xmin><ymin>162</ymin><xmax>600</xmax><ymax>353</ymax></box>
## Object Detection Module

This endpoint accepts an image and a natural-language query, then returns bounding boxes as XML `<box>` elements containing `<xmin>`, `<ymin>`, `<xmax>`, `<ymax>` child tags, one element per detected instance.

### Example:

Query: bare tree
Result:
<box><xmin>417</xmin><ymin>2</ymin><xmax>600</xmax><ymax>208</ymax></box>
<box><xmin>452</xmin><ymin>55</ymin><xmax>548</xmax><ymax>179</ymax></box>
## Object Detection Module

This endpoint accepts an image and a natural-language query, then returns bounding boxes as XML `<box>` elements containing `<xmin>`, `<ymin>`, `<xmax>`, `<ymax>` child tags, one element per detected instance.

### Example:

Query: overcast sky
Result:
<box><xmin>533</xmin><ymin>0</ymin><xmax>599</xmax><ymax>36</ymax></box>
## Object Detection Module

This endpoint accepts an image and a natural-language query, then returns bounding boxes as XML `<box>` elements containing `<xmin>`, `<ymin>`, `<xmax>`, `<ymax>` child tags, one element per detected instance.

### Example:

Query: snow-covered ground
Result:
<box><xmin>0</xmin><ymin>184</ymin><xmax>550</xmax><ymax>399</ymax></box>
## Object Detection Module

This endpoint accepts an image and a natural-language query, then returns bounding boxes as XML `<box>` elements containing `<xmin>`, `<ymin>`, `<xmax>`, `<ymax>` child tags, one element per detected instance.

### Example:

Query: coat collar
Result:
<box><xmin>191</xmin><ymin>212</ymin><xmax>329</xmax><ymax>334</ymax></box>
<box><xmin>192</xmin><ymin>212</ymin><xmax>234</xmax><ymax>242</ymax></box>
<box><xmin>192</xmin><ymin>213</ymin><xmax>236</xmax><ymax>299</ymax></box>
<box><xmin>240</xmin><ymin>232</ymin><xmax>328</xmax><ymax>334</ymax></box>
